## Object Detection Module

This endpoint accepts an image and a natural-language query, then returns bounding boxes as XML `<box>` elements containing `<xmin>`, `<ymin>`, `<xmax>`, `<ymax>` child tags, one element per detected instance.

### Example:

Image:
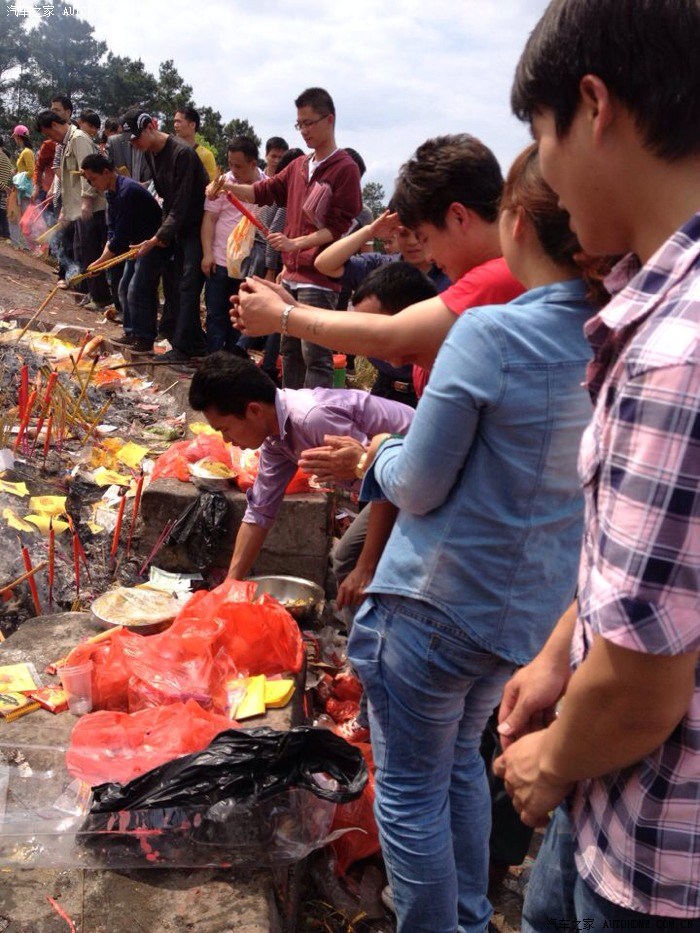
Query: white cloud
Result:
<box><xmin>74</xmin><ymin>0</ymin><xmax>548</xmax><ymax>195</ymax></box>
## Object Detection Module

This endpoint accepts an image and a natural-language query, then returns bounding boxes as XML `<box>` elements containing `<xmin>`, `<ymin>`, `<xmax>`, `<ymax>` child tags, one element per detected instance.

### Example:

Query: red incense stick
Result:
<box><xmin>225</xmin><ymin>192</ymin><xmax>270</xmax><ymax>236</ymax></box>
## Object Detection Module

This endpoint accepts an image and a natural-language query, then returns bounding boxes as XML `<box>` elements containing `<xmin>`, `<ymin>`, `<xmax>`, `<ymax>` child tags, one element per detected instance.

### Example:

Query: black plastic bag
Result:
<box><xmin>167</xmin><ymin>491</ymin><xmax>229</xmax><ymax>569</ymax></box>
<box><xmin>90</xmin><ymin>726</ymin><xmax>368</xmax><ymax>812</ymax></box>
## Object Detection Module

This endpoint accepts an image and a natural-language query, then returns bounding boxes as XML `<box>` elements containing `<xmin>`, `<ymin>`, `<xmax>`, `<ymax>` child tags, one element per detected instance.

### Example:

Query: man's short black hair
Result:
<box><xmin>50</xmin><ymin>93</ymin><xmax>73</xmax><ymax>114</ymax></box>
<box><xmin>104</xmin><ymin>117</ymin><xmax>121</xmax><ymax>133</ymax></box>
<box><xmin>81</xmin><ymin>152</ymin><xmax>114</xmax><ymax>173</ymax></box>
<box><xmin>344</xmin><ymin>147</ymin><xmax>366</xmax><ymax>178</ymax></box>
<box><xmin>36</xmin><ymin>109</ymin><xmax>66</xmax><ymax>131</ymax></box>
<box><xmin>512</xmin><ymin>0</ymin><xmax>700</xmax><ymax>160</ymax></box>
<box><xmin>78</xmin><ymin>109</ymin><xmax>101</xmax><ymax>130</ymax></box>
<box><xmin>189</xmin><ymin>352</ymin><xmax>276</xmax><ymax>416</ymax></box>
<box><xmin>177</xmin><ymin>106</ymin><xmax>200</xmax><ymax>131</ymax></box>
<box><xmin>265</xmin><ymin>136</ymin><xmax>288</xmax><ymax>154</ymax></box>
<box><xmin>352</xmin><ymin>261</ymin><xmax>438</xmax><ymax>316</ymax></box>
<box><xmin>228</xmin><ymin>136</ymin><xmax>259</xmax><ymax>162</ymax></box>
<box><xmin>294</xmin><ymin>87</ymin><xmax>335</xmax><ymax>117</ymax></box>
<box><xmin>392</xmin><ymin>134</ymin><xmax>503</xmax><ymax>229</ymax></box>
<box><xmin>276</xmin><ymin>148</ymin><xmax>304</xmax><ymax>174</ymax></box>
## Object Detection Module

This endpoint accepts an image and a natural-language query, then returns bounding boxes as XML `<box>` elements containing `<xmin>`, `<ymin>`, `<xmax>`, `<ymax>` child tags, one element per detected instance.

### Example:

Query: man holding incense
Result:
<box><xmin>120</xmin><ymin>108</ymin><xmax>209</xmax><ymax>364</ymax></box>
<box><xmin>81</xmin><ymin>153</ymin><xmax>163</xmax><ymax>353</ymax></box>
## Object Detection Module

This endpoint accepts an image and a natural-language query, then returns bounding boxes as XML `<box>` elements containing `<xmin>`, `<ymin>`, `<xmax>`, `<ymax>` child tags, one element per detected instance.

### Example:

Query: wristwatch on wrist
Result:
<box><xmin>280</xmin><ymin>303</ymin><xmax>294</xmax><ymax>336</ymax></box>
<box><xmin>354</xmin><ymin>451</ymin><xmax>369</xmax><ymax>480</ymax></box>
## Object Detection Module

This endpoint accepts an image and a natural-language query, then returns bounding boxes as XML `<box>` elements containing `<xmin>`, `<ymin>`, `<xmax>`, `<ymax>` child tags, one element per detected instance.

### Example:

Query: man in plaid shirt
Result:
<box><xmin>494</xmin><ymin>0</ymin><xmax>700</xmax><ymax>927</ymax></box>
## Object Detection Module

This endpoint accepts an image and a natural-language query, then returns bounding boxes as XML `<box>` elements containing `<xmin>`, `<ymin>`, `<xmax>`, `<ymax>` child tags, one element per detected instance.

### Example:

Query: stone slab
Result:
<box><xmin>0</xmin><ymin>613</ymin><xmax>307</xmax><ymax>932</ymax></box>
<box><xmin>140</xmin><ymin>479</ymin><xmax>332</xmax><ymax>587</ymax></box>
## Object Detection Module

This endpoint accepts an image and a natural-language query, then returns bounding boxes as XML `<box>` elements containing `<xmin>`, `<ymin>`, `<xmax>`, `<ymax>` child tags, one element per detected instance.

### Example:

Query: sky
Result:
<box><xmin>23</xmin><ymin>0</ymin><xmax>551</xmax><ymax>196</ymax></box>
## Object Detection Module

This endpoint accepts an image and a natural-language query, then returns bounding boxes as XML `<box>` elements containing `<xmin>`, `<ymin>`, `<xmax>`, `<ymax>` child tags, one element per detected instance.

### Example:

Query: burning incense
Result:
<box><xmin>82</xmin><ymin>398</ymin><xmax>112</xmax><ymax>445</ymax></box>
<box><xmin>110</xmin><ymin>492</ymin><xmax>127</xmax><ymax>569</ymax></box>
<box><xmin>21</xmin><ymin>547</ymin><xmax>43</xmax><ymax>615</ymax></box>
<box><xmin>68</xmin><ymin>248</ymin><xmax>139</xmax><ymax>286</ymax></box>
<box><xmin>138</xmin><ymin>518</ymin><xmax>176</xmax><ymax>576</ymax></box>
<box><xmin>0</xmin><ymin>559</ymin><xmax>49</xmax><ymax>599</ymax></box>
<box><xmin>30</xmin><ymin>371</ymin><xmax>59</xmax><ymax>457</ymax></box>
<box><xmin>13</xmin><ymin>388</ymin><xmax>37</xmax><ymax>453</ymax></box>
<box><xmin>48</xmin><ymin>519</ymin><xmax>55</xmax><ymax>609</ymax></box>
<box><xmin>74</xmin><ymin>331</ymin><xmax>92</xmax><ymax>368</ymax></box>
<box><xmin>225</xmin><ymin>192</ymin><xmax>270</xmax><ymax>236</ymax></box>
<box><xmin>15</xmin><ymin>283</ymin><xmax>61</xmax><ymax>344</ymax></box>
<box><xmin>35</xmin><ymin>221</ymin><xmax>62</xmax><ymax>245</ymax></box>
<box><xmin>19</xmin><ymin>365</ymin><xmax>28</xmax><ymax>418</ymax></box>
<box><xmin>125</xmin><ymin>473</ymin><xmax>145</xmax><ymax>557</ymax></box>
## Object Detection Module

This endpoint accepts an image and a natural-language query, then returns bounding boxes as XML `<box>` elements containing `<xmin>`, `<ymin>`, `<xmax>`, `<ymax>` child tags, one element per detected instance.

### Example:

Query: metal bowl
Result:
<box><xmin>248</xmin><ymin>575</ymin><xmax>325</xmax><ymax>623</ymax></box>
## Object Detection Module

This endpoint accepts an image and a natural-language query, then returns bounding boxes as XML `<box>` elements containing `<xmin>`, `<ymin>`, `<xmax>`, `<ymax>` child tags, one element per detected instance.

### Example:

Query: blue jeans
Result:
<box><xmin>119</xmin><ymin>254</ymin><xmax>161</xmax><ymax>342</ymax></box>
<box><xmin>204</xmin><ymin>265</ymin><xmax>242</xmax><ymax>352</ymax></box>
<box><xmin>523</xmin><ymin>807</ymin><xmax>700</xmax><ymax>931</ymax></box>
<box><xmin>281</xmin><ymin>285</ymin><xmax>337</xmax><ymax>388</ymax></box>
<box><xmin>348</xmin><ymin>595</ymin><xmax>515</xmax><ymax>933</ymax></box>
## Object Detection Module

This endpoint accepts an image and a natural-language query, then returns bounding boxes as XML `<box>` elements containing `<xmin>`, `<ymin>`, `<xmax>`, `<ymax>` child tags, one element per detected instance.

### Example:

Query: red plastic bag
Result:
<box><xmin>66</xmin><ymin>699</ymin><xmax>235</xmax><ymax>786</ymax></box>
<box><xmin>151</xmin><ymin>433</ymin><xmax>232</xmax><ymax>483</ymax></box>
<box><xmin>19</xmin><ymin>199</ymin><xmax>49</xmax><ymax>248</ymax></box>
<box><xmin>229</xmin><ymin>447</ymin><xmax>313</xmax><ymax>494</ymax></box>
<box><xmin>330</xmin><ymin>741</ymin><xmax>380</xmax><ymax>874</ymax></box>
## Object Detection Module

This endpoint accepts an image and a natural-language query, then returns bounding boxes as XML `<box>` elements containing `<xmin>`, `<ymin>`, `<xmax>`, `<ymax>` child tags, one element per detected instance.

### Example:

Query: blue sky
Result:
<box><xmin>19</xmin><ymin>0</ymin><xmax>551</xmax><ymax>196</ymax></box>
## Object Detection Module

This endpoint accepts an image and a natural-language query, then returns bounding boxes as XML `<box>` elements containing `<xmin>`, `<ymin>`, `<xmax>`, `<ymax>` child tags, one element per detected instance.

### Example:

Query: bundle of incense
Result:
<box><xmin>225</xmin><ymin>192</ymin><xmax>270</xmax><ymax>237</ymax></box>
<box><xmin>70</xmin><ymin>356</ymin><xmax>98</xmax><ymax>419</ymax></box>
<box><xmin>67</xmin><ymin>248</ymin><xmax>139</xmax><ymax>286</ymax></box>
<box><xmin>3</xmin><ymin>701</ymin><xmax>41</xmax><ymax>722</ymax></box>
<box><xmin>139</xmin><ymin>518</ymin><xmax>176</xmax><ymax>575</ymax></box>
<box><xmin>35</xmin><ymin>221</ymin><xmax>62</xmax><ymax>245</ymax></box>
<box><xmin>110</xmin><ymin>493</ymin><xmax>127</xmax><ymax>569</ymax></box>
<box><xmin>81</xmin><ymin>398</ymin><xmax>112</xmax><ymax>445</ymax></box>
<box><xmin>15</xmin><ymin>283</ymin><xmax>61</xmax><ymax>344</ymax></box>
<box><xmin>30</xmin><ymin>371</ymin><xmax>59</xmax><ymax>457</ymax></box>
<box><xmin>125</xmin><ymin>473</ymin><xmax>145</xmax><ymax>557</ymax></box>
<box><xmin>0</xmin><ymin>560</ymin><xmax>49</xmax><ymax>598</ymax></box>
<box><xmin>21</xmin><ymin>547</ymin><xmax>43</xmax><ymax>615</ymax></box>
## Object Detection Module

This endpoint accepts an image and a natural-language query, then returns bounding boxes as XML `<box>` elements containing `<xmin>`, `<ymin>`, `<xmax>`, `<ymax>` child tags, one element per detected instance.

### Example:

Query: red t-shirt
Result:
<box><xmin>413</xmin><ymin>257</ymin><xmax>524</xmax><ymax>397</ymax></box>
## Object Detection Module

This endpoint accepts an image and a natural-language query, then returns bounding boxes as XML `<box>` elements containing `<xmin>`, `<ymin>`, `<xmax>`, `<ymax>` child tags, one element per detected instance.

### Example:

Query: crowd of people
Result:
<box><xmin>2</xmin><ymin>1</ymin><xmax>699</xmax><ymax>931</ymax></box>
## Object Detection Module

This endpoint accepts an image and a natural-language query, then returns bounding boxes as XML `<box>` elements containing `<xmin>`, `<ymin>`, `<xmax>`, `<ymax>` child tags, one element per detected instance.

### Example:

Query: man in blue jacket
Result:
<box><xmin>82</xmin><ymin>153</ymin><xmax>163</xmax><ymax>352</ymax></box>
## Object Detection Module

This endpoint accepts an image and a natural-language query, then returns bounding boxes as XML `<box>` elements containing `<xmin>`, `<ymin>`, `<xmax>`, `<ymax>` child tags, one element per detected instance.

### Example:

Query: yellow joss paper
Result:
<box><xmin>28</xmin><ymin>495</ymin><xmax>67</xmax><ymax>517</ymax></box>
<box><xmin>93</xmin><ymin>466</ymin><xmax>132</xmax><ymax>487</ymax></box>
<box><xmin>264</xmin><ymin>679</ymin><xmax>295</xmax><ymax>708</ymax></box>
<box><xmin>234</xmin><ymin>675</ymin><xmax>267</xmax><ymax>720</ymax></box>
<box><xmin>189</xmin><ymin>422</ymin><xmax>218</xmax><ymax>436</ymax></box>
<box><xmin>87</xmin><ymin>521</ymin><xmax>104</xmax><ymax>535</ymax></box>
<box><xmin>25</xmin><ymin>514</ymin><xmax>70</xmax><ymax>536</ymax></box>
<box><xmin>0</xmin><ymin>479</ymin><xmax>29</xmax><ymax>498</ymax></box>
<box><xmin>116</xmin><ymin>442</ymin><xmax>149</xmax><ymax>469</ymax></box>
<box><xmin>3</xmin><ymin>507</ymin><xmax>35</xmax><ymax>533</ymax></box>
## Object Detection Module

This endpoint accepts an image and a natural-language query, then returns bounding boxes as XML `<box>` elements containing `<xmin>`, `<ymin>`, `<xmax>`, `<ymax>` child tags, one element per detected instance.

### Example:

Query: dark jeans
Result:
<box><xmin>119</xmin><ymin>254</ymin><xmax>161</xmax><ymax>343</ymax></box>
<box><xmin>56</xmin><ymin>219</ymin><xmax>81</xmax><ymax>284</ymax></box>
<box><xmin>159</xmin><ymin>252</ymin><xmax>177</xmax><ymax>338</ymax></box>
<box><xmin>281</xmin><ymin>285</ymin><xmax>337</xmax><ymax>388</ymax></box>
<box><xmin>204</xmin><ymin>265</ymin><xmax>242</xmax><ymax>352</ymax></box>
<box><xmin>75</xmin><ymin>210</ymin><xmax>111</xmax><ymax>304</ymax></box>
<box><xmin>170</xmin><ymin>227</ymin><xmax>206</xmax><ymax>357</ymax></box>
<box><xmin>523</xmin><ymin>807</ymin><xmax>700</xmax><ymax>930</ymax></box>
<box><xmin>238</xmin><ymin>333</ymin><xmax>282</xmax><ymax>383</ymax></box>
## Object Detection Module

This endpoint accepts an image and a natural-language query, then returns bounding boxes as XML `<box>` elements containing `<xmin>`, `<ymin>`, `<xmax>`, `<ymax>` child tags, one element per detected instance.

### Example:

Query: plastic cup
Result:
<box><xmin>59</xmin><ymin>660</ymin><xmax>94</xmax><ymax>716</ymax></box>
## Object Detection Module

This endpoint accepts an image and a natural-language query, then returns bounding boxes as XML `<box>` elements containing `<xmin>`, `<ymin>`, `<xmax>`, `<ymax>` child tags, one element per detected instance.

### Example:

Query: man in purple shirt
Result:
<box><xmin>189</xmin><ymin>352</ymin><xmax>414</xmax><ymax>579</ymax></box>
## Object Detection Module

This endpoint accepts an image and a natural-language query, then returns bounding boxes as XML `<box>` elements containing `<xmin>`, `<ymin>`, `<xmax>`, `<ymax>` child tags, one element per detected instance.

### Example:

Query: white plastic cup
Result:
<box><xmin>59</xmin><ymin>660</ymin><xmax>94</xmax><ymax>716</ymax></box>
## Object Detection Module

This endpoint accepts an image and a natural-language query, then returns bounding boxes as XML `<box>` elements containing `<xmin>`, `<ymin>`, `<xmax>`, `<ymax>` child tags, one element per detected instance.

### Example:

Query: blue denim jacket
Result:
<box><xmin>361</xmin><ymin>279</ymin><xmax>594</xmax><ymax>665</ymax></box>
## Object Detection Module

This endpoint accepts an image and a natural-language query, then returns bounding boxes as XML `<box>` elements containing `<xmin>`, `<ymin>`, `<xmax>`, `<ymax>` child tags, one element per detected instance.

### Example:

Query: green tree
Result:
<box><xmin>24</xmin><ymin>0</ymin><xmax>107</xmax><ymax>112</ymax></box>
<box><xmin>362</xmin><ymin>181</ymin><xmax>386</xmax><ymax>219</ymax></box>
<box><xmin>197</xmin><ymin>105</ymin><xmax>227</xmax><ymax>163</ymax></box>
<box><xmin>223</xmin><ymin>118</ymin><xmax>261</xmax><ymax>151</ymax></box>
<box><xmin>152</xmin><ymin>59</ymin><xmax>193</xmax><ymax>131</ymax></box>
<box><xmin>98</xmin><ymin>54</ymin><xmax>158</xmax><ymax>118</ymax></box>
<box><xmin>0</xmin><ymin>0</ymin><xmax>31</xmax><ymax>122</ymax></box>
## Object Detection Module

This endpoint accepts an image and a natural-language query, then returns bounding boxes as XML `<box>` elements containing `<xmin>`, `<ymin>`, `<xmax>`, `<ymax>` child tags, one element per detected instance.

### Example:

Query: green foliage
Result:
<box><xmin>98</xmin><ymin>54</ymin><xmax>158</xmax><ymax>118</ymax></box>
<box><xmin>197</xmin><ymin>106</ymin><xmax>227</xmax><ymax>163</ymax></box>
<box><xmin>362</xmin><ymin>181</ymin><xmax>386</xmax><ymax>218</ymax></box>
<box><xmin>223</xmin><ymin>118</ymin><xmax>262</xmax><ymax>152</ymax></box>
<box><xmin>152</xmin><ymin>59</ymin><xmax>193</xmax><ymax>132</ymax></box>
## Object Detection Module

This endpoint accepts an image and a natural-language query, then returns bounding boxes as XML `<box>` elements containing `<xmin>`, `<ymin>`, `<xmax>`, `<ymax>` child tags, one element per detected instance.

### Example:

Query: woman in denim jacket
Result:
<box><xmin>348</xmin><ymin>145</ymin><xmax>605</xmax><ymax>933</ymax></box>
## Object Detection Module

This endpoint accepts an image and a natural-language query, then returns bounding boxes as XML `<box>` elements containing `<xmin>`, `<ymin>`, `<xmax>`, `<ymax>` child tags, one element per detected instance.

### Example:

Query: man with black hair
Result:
<box><xmin>36</xmin><ymin>108</ymin><xmax>111</xmax><ymax>310</ymax></box>
<box><xmin>188</xmin><ymin>351</ymin><xmax>413</xmax><ymax>581</ymax></box>
<box><xmin>202</xmin><ymin>136</ymin><xmax>265</xmax><ymax>352</ymax></box>
<box><xmin>225</xmin><ymin>87</ymin><xmax>361</xmax><ymax>389</ymax></box>
<box><xmin>120</xmin><ymin>107</ymin><xmax>209</xmax><ymax>362</ymax></box>
<box><xmin>174</xmin><ymin>107</ymin><xmax>217</xmax><ymax>181</ymax></box>
<box><xmin>264</xmin><ymin>137</ymin><xmax>288</xmax><ymax>177</ymax></box>
<box><xmin>81</xmin><ymin>152</ymin><xmax>163</xmax><ymax>352</ymax></box>
<box><xmin>77</xmin><ymin>110</ymin><xmax>100</xmax><ymax>140</ymax></box>
<box><xmin>493</xmin><ymin>1</ymin><xmax>700</xmax><ymax>928</ymax></box>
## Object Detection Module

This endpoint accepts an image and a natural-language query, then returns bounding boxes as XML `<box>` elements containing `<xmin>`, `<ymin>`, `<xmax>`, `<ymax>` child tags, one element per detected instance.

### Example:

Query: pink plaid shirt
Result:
<box><xmin>570</xmin><ymin>213</ymin><xmax>700</xmax><ymax>916</ymax></box>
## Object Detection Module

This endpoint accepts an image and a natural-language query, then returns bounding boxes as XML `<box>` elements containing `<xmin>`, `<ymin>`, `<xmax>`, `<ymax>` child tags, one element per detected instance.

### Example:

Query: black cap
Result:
<box><xmin>119</xmin><ymin>108</ymin><xmax>154</xmax><ymax>139</ymax></box>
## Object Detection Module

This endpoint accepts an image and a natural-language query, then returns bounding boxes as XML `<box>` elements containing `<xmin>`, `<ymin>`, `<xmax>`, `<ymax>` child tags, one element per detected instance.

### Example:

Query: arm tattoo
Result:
<box><xmin>307</xmin><ymin>316</ymin><xmax>325</xmax><ymax>337</ymax></box>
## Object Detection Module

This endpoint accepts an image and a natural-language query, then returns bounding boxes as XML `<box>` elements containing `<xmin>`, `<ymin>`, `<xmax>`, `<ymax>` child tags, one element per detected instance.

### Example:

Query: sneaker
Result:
<box><xmin>112</xmin><ymin>334</ymin><xmax>153</xmax><ymax>353</ymax></box>
<box><xmin>158</xmin><ymin>348</ymin><xmax>201</xmax><ymax>364</ymax></box>
<box><xmin>84</xmin><ymin>300</ymin><xmax>112</xmax><ymax>312</ymax></box>
<box><xmin>381</xmin><ymin>885</ymin><xmax>396</xmax><ymax>916</ymax></box>
<box><xmin>111</xmin><ymin>333</ymin><xmax>138</xmax><ymax>348</ymax></box>
<box><xmin>333</xmin><ymin>716</ymin><xmax>370</xmax><ymax>744</ymax></box>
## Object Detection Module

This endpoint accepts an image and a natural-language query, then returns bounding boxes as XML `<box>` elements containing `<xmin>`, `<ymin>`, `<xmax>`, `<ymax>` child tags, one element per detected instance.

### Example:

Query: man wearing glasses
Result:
<box><xmin>224</xmin><ymin>87</ymin><xmax>361</xmax><ymax>389</ymax></box>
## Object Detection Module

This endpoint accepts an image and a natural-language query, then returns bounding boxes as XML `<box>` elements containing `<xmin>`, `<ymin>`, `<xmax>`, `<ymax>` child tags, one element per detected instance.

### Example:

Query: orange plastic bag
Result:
<box><xmin>151</xmin><ymin>434</ymin><xmax>231</xmax><ymax>483</ymax></box>
<box><xmin>330</xmin><ymin>741</ymin><xmax>380</xmax><ymax>874</ymax></box>
<box><xmin>229</xmin><ymin>447</ymin><xmax>313</xmax><ymax>494</ymax></box>
<box><xmin>66</xmin><ymin>699</ymin><xmax>235</xmax><ymax>786</ymax></box>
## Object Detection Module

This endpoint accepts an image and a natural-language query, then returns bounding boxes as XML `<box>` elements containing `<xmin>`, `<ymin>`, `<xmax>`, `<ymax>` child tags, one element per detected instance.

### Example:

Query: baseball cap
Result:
<box><xmin>119</xmin><ymin>109</ymin><xmax>154</xmax><ymax>139</ymax></box>
<box><xmin>13</xmin><ymin>124</ymin><xmax>30</xmax><ymax>137</ymax></box>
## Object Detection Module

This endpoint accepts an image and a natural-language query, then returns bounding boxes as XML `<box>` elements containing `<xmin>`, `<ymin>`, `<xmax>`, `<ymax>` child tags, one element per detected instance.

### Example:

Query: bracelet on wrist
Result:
<box><xmin>280</xmin><ymin>303</ymin><xmax>294</xmax><ymax>337</ymax></box>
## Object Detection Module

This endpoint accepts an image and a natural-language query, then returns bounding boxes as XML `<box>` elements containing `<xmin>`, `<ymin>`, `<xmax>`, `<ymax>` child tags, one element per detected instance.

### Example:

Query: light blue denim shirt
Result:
<box><xmin>361</xmin><ymin>279</ymin><xmax>594</xmax><ymax>665</ymax></box>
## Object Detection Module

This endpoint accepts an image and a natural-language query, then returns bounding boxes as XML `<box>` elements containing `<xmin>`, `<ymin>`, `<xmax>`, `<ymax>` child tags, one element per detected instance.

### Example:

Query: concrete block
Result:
<box><xmin>139</xmin><ymin>479</ymin><xmax>332</xmax><ymax>586</ymax></box>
